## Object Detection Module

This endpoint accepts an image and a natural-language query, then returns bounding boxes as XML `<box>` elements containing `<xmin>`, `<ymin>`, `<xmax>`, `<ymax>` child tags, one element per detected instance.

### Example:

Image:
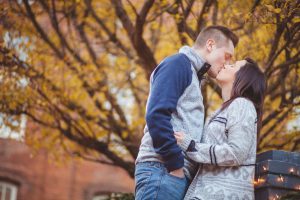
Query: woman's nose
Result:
<box><xmin>225</xmin><ymin>64</ymin><xmax>234</xmax><ymax>69</ymax></box>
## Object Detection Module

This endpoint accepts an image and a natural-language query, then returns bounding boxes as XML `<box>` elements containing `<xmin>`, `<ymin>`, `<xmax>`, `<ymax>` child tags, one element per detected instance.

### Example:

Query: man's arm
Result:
<box><xmin>146</xmin><ymin>54</ymin><xmax>192</xmax><ymax>172</ymax></box>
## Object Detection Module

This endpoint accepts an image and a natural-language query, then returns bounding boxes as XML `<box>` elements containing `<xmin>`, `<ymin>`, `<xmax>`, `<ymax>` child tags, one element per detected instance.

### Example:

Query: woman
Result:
<box><xmin>175</xmin><ymin>58</ymin><xmax>266</xmax><ymax>200</ymax></box>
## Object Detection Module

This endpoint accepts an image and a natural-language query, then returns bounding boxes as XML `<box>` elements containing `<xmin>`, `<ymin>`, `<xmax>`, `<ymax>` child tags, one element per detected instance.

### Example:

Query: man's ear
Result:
<box><xmin>206</xmin><ymin>39</ymin><xmax>215</xmax><ymax>52</ymax></box>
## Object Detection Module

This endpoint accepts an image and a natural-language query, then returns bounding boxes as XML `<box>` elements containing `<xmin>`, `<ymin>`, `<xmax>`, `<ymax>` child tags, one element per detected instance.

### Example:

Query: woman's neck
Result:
<box><xmin>221</xmin><ymin>84</ymin><xmax>232</xmax><ymax>102</ymax></box>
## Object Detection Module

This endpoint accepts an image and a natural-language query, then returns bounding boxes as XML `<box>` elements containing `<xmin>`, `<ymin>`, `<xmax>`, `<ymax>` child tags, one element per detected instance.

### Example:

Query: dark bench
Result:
<box><xmin>255</xmin><ymin>150</ymin><xmax>300</xmax><ymax>199</ymax></box>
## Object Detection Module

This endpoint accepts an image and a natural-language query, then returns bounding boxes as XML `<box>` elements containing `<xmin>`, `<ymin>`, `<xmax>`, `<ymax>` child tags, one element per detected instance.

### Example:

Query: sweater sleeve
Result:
<box><xmin>178</xmin><ymin>98</ymin><xmax>257</xmax><ymax>166</ymax></box>
<box><xmin>146</xmin><ymin>54</ymin><xmax>192</xmax><ymax>172</ymax></box>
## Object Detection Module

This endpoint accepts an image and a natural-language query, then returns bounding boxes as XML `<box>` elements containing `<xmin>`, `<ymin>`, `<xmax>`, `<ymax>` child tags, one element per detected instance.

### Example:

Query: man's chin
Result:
<box><xmin>207</xmin><ymin>70</ymin><xmax>218</xmax><ymax>79</ymax></box>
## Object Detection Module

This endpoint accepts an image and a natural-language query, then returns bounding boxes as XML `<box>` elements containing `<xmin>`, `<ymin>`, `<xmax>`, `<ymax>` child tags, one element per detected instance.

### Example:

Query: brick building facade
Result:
<box><xmin>0</xmin><ymin>138</ymin><xmax>134</xmax><ymax>200</ymax></box>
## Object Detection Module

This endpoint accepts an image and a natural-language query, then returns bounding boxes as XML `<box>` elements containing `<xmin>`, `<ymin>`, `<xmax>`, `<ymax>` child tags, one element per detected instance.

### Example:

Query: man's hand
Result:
<box><xmin>174</xmin><ymin>131</ymin><xmax>185</xmax><ymax>144</ymax></box>
<box><xmin>170</xmin><ymin>132</ymin><xmax>186</xmax><ymax>178</ymax></box>
<box><xmin>169</xmin><ymin>167</ymin><xmax>185</xmax><ymax>178</ymax></box>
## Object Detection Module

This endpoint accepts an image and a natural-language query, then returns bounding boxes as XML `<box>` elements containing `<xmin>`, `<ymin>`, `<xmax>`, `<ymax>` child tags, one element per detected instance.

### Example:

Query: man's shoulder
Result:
<box><xmin>162</xmin><ymin>53</ymin><xmax>190</xmax><ymax>66</ymax></box>
<box><xmin>150</xmin><ymin>53</ymin><xmax>193</xmax><ymax>82</ymax></box>
<box><xmin>154</xmin><ymin>53</ymin><xmax>191</xmax><ymax>75</ymax></box>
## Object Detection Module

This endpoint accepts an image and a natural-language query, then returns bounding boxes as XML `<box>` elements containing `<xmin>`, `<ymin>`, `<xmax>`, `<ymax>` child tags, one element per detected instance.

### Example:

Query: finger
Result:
<box><xmin>176</xmin><ymin>133</ymin><xmax>183</xmax><ymax>138</ymax></box>
<box><xmin>174</xmin><ymin>133</ymin><xmax>180</xmax><ymax>137</ymax></box>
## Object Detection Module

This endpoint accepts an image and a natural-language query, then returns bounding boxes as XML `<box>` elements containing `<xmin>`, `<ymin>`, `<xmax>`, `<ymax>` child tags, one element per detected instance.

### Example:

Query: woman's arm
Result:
<box><xmin>175</xmin><ymin>98</ymin><xmax>257</xmax><ymax>166</ymax></box>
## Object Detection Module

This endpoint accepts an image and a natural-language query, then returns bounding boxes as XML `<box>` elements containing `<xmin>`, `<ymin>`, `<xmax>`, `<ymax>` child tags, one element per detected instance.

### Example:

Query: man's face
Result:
<box><xmin>206</xmin><ymin>40</ymin><xmax>235</xmax><ymax>78</ymax></box>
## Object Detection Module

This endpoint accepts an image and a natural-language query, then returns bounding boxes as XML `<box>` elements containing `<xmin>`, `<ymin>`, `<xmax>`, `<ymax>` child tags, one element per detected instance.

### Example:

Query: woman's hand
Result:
<box><xmin>174</xmin><ymin>131</ymin><xmax>185</xmax><ymax>144</ymax></box>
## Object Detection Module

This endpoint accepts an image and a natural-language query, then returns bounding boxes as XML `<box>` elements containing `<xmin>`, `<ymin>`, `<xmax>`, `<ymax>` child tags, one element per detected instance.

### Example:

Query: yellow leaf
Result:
<box><xmin>274</xmin><ymin>8</ymin><xmax>281</xmax><ymax>14</ymax></box>
<box><xmin>265</xmin><ymin>4</ymin><xmax>275</xmax><ymax>12</ymax></box>
<box><xmin>292</xmin><ymin>17</ymin><xmax>300</xmax><ymax>23</ymax></box>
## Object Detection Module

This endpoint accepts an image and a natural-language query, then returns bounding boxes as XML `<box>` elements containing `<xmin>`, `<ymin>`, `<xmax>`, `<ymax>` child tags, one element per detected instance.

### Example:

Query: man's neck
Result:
<box><xmin>192</xmin><ymin>46</ymin><xmax>207</xmax><ymax>62</ymax></box>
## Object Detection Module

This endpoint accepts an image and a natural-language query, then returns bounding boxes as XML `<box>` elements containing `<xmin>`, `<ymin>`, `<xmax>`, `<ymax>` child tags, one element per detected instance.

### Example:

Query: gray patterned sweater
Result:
<box><xmin>178</xmin><ymin>97</ymin><xmax>257</xmax><ymax>200</ymax></box>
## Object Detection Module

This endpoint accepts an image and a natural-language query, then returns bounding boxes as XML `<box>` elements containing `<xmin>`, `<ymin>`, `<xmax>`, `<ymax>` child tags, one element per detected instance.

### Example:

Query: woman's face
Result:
<box><xmin>216</xmin><ymin>60</ymin><xmax>247</xmax><ymax>85</ymax></box>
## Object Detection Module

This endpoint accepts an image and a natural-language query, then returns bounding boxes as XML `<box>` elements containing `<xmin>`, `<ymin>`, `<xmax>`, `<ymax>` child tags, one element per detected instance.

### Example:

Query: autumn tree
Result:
<box><xmin>1</xmin><ymin>0</ymin><xmax>299</xmax><ymax>177</ymax></box>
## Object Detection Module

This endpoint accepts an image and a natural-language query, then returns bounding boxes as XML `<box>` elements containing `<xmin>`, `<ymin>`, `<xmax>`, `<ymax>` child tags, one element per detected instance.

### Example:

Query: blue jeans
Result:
<box><xmin>134</xmin><ymin>161</ymin><xmax>189</xmax><ymax>200</ymax></box>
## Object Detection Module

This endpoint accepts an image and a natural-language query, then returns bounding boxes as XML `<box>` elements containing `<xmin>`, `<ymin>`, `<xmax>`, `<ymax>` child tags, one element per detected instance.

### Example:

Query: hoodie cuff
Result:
<box><xmin>178</xmin><ymin>134</ymin><xmax>193</xmax><ymax>151</ymax></box>
<box><xmin>164</xmin><ymin>152</ymin><xmax>184</xmax><ymax>172</ymax></box>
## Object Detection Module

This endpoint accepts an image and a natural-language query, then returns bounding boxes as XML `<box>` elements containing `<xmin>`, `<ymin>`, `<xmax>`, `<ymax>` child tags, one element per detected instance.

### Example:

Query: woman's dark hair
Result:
<box><xmin>221</xmin><ymin>58</ymin><xmax>267</xmax><ymax>134</ymax></box>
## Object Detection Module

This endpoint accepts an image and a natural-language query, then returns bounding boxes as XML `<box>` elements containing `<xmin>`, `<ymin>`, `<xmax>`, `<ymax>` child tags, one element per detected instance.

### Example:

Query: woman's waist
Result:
<box><xmin>200</xmin><ymin>165</ymin><xmax>255</xmax><ymax>181</ymax></box>
<box><xmin>197</xmin><ymin>174</ymin><xmax>255</xmax><ymax>190</ymax></box>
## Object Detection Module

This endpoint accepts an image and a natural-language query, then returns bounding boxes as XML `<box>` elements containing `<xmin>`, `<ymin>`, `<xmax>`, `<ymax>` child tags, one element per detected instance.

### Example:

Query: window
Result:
<box><xmin>0</xmin><ymin>181</ymin><xmax>17</xmax><ymax>200</ymax></box>
<box><xmin>92</xmin><ymin>193</ymin><xmax>134</xmax><ymax>200</ymax></box>
<box><xmin>92</xmin><ymin>194</ymin><xmax>110</xmax><ymax>200</ymax></box>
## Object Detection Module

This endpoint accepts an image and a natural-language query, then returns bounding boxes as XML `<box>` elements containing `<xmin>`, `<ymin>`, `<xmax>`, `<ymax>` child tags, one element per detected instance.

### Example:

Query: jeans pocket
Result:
<box><xmin>156</xmin><ymin>172</ymin><xmax>188</xmax><ymax>200</ymax></box>
<box><xmin>166</xmin><ymin>172</ymin><xmax>187</xmax><ymax>181</ymax></box>
<box><xmin>135</xmin><ymin>171</ymin><xmax>152</xmax><ymax>184</ymax></box>
<box><xmin>135</xmin><ymin>170</ymin><xmax>152</xmax><ymax>200</ymax></box>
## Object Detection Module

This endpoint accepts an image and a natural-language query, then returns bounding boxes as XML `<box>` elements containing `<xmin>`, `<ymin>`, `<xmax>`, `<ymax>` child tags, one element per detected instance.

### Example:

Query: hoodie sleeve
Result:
<box><xmin>146</xmin><ymin>54</ymin><xmax>193</xmax><ymax>172</ymax></box>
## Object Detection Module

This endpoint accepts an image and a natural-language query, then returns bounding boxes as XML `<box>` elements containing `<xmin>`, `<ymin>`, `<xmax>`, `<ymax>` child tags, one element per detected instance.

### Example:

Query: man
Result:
<box><xmin>135</xmin><ymin>26</ymin><xmax>239</xmax><ymax>200</ymax></box>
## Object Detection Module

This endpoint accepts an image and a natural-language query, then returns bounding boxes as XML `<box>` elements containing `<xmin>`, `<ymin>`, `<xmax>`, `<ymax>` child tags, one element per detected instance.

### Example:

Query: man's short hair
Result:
<box><xmin>194</xmin><ymin>25</ymin><xmax>239</xmax><ymax>48</ymax></box>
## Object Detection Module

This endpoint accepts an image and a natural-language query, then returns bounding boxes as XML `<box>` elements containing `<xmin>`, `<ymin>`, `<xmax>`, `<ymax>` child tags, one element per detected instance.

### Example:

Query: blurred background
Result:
<box><xmin>0</xmin><ymin>0</ymin><xmax>299</xmax><ymax>199</ymax></box>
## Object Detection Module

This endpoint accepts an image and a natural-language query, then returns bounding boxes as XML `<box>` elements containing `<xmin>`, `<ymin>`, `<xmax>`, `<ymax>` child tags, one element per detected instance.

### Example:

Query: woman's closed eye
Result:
<box><xmin>224</xmin><ymin>64</ymin><xmax>234</xmax><ymax>69</ymax></box>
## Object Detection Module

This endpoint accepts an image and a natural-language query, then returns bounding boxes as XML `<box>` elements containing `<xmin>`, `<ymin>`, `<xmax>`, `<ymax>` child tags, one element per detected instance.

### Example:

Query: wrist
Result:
<box><xmin>178</xmin><ymin>134</ymin><xmax>193</xmax><ymax>151</ymax></box>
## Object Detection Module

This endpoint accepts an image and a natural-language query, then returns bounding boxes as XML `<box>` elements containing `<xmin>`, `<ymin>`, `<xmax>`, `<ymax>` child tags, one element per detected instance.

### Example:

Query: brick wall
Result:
<box><xmin>0</xmin><ymin>138</ymin><xmax>134</xmax><ymax>200</ymax></box>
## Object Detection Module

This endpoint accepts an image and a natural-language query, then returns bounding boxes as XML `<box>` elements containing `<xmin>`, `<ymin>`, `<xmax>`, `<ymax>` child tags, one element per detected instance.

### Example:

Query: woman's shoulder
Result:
<box><xmin>226</xmin><ymin>97</ymin><xmax>257</xmax><ymax>118</ymax></box>
<box><xmin>228</xmin><ymin>97</ymin><xmax>255</xmax><ymax>109</ymax></box>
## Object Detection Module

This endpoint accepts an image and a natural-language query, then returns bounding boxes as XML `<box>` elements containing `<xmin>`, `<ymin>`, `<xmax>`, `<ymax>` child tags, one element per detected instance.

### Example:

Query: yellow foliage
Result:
<box><xmin>1</xmin><ymin>0</ymin><xmax>299</xmax><ymax>167</ymax></box>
